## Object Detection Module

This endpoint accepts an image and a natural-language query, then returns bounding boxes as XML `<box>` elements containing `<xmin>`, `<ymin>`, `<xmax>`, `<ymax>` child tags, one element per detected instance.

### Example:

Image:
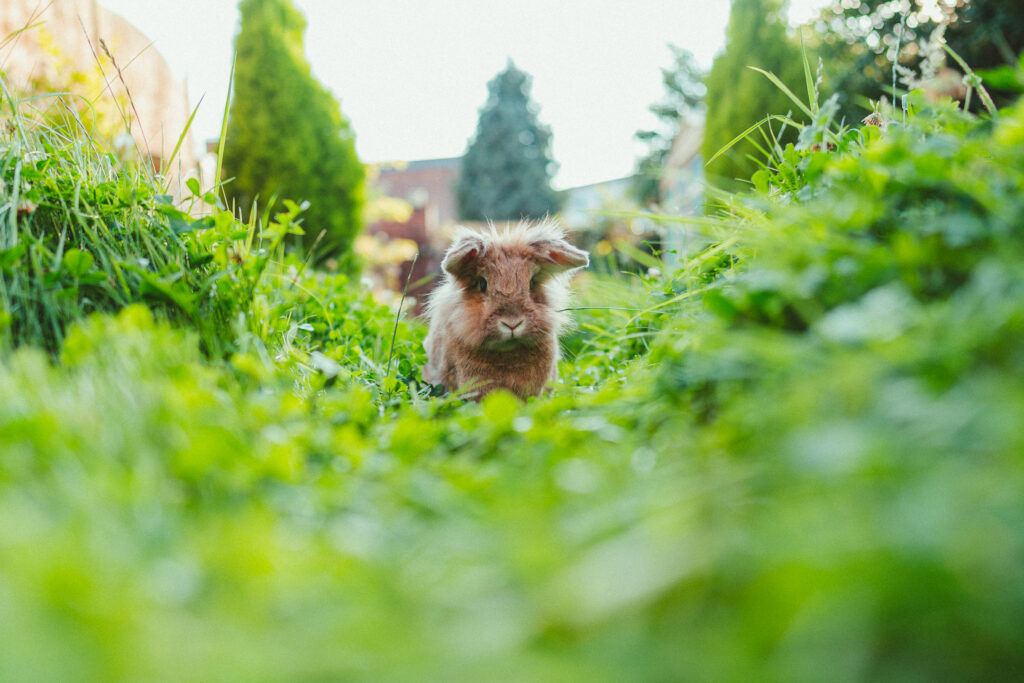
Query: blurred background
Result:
<box><xmin>3</xmin><ymin>0</ymin><xmax>1019</xmax><ymax>306</ymax></box>
<box><xmin>4</xmin><ymin>5</ymin><xmax>1024</xmax><ymax>678</ymax></box>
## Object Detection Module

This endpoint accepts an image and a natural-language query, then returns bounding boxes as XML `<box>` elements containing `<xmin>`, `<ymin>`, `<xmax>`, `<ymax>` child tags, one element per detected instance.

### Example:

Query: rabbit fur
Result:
<box><xmin>423</xmin><ymin>219</ymin><xmax>589</xmax><ymax>399</ymax></box>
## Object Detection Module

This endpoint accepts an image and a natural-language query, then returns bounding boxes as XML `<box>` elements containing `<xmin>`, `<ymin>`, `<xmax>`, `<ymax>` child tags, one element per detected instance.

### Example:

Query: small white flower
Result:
<box><xmin>112</xmin><ymin>133</ymin><xmax>135</xmax><ymax>153</ymax></box>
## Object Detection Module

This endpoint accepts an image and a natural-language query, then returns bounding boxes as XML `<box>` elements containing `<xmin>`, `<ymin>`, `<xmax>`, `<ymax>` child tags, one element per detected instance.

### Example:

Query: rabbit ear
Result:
<box><xmin>531</xmin><ymin>239</ymin><xmax>589</xmax><ymax>274</ymax></box>
<box><xmin>443</xmin><ymin>235</ymin><xmax>485</xmax><ymax>277</ymax></box>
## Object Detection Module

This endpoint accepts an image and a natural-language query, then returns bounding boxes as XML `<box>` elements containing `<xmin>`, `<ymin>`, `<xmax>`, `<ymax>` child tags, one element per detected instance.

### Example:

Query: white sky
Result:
<box><xmin>96</xmin><ymin>0</ymin><xmax>828</xmax><ymax>189</ymax></box>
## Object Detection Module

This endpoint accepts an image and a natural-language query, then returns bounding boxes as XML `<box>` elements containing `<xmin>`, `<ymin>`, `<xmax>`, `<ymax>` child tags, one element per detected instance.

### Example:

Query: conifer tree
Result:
<box><xmin>222</xmin><ymin>0</ymin><xmax>364</xmax><ymax>265</ymax></box>
<box><xmin>702</xmin><ymin>0</ymin><xmax>805</xmax><ymax>185</ymax></box>
<box><xmin>457</xmin><ymin>61</ymin><xmax>561</xmax><ymax>222</ymax></box>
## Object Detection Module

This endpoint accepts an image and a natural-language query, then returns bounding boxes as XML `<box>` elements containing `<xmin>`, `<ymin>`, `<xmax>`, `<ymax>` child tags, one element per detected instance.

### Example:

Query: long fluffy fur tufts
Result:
<box><xmin>423</xmin><ymin>218</ymin><xmax>588</xmax><ymax>398</ymax></box>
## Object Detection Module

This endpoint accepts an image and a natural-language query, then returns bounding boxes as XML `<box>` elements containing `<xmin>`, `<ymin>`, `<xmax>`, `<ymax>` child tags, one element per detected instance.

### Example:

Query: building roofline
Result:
<box><xmin>561</xmin><ymin>175</ymin><xmax>637</xmax><ymax>192</ymax></box>
<box><xmin>377</xmin><ymin>157</ymin><xmax>462</xmax><ymax>172</ymax></box>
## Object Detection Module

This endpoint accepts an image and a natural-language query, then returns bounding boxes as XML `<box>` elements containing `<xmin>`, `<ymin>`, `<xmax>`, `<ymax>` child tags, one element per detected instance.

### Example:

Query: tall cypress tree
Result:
<box><xmin>222</xmin><ymin>0</ymin><xmax>364</xmax><ymax>265</ymax></box>
<box><xmin>457</xmin><ymin>61</ymin><xmax>561</xmax><ymax>222</ymax></box>
<box><xmin>702</xmin><ymin>0</ymin><xmax>805</xmax><ymax>185</ymax></box>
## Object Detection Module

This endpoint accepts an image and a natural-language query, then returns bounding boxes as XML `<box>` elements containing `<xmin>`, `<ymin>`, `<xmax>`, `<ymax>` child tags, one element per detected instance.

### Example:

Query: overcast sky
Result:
<box><xmin>95</xmin><ymin>0</ymin><xmax>828</xmax><ymax>189</ymax></box>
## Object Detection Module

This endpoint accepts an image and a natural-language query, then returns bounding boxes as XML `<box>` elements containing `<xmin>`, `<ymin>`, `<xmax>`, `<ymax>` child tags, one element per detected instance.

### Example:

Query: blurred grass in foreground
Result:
<box><xmin>2</xmin><ymin>69</ymin><xmax>1024</xmax><ymax>680</ymax></box>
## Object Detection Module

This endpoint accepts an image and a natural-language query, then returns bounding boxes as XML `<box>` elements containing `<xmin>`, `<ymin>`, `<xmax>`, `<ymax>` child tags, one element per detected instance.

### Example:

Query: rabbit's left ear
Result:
<box><xmin>443</xmin><ymin>234</ymin><xmax>485</xmax><ymax>278</ymax></box>
<box><xmin>531</xmin><ymin>239</ymin><xmax>589</xmax><ymax>274</ymax></box>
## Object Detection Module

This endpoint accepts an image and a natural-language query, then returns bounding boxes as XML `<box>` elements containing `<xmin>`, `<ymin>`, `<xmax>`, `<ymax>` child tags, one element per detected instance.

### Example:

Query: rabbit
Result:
<box><xmin>423</xmin><ymin>219</ymin><xmax>589</xmax><ymax>400</ymax></box>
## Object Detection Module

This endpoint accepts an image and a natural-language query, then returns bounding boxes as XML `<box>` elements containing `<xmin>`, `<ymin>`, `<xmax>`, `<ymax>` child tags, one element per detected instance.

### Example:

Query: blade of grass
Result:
<box><xmin>0</xmin><ymin>0</ymin><xmax>53</xmax><ymax>62</ymax></box>
<box><xmin>743</xmin><ymin>131</ymin><xmax>771</xmax><ymax>164</ymax></box>
<box><xmin>386</xmin><ymin>251</ymin><xmax>419</xmax><ymax>379</ymax></box>
<box><xmin>800</xmin><ymin>31</ymin><xmax>817</xmax><ymax>116</ymax></box>
<box><xmin>613</xmin><ymin>240</ymin><xmax>663</xmax><ymax>271</ymax></box>
<box><xmin>593</xmin><ymin>209</ymin><xmax>728</xmax><ymax>230</ymax></box>
<box><xmin>705</xmin><ymin>115</ymin><xmax>773</xmax><ymax>169</ymax></box>
<box><xmin>409</xmin><ymin>273</ymin><xmax>437</xmax><ymax>290</ymax></box>
<box><xmin>77</xmin><ymin>19</ymin><xmax>138</xmax><ymax>153</ymax></box>
<box><xmin>705</xmin><ymin>114</ymin><xmax>798</xmax><ymax>169</ymax></box>
<box><xmin>748</xmin><ymin>66</ymin><xmax>814</xmax><ymax>119</ymax></box>
<box><xmin>98</xmin><ymin>37</ymin><xmax>152</xmax><ymax>167</ymax></box>
<box><xmin>0</xmin><ymin>20</ymin><xmax>44</xmax><ymax>54</ymax></box>
<box><xmin>162</xmin><ymin>93</ymin><xmax>204</xmax><ymax>185</ymax></box>
<box><xmin>214</xmin><ymin>52</ymin><xmax>236</xmax><ymax>195</ymax></box>
<box><xmin>559</xmin><ymin>306</ymin><xmax>643</xmax><ymax>312</ymax></box>
<box><xmin>119</xmin><ymin>39</ymin><xmax>156</xmax><ymax>73</ymax></box>
<box><xmin>943</xmin><ymin>43</ymin><xmax>997</xmax><ymax>117</ymax></box>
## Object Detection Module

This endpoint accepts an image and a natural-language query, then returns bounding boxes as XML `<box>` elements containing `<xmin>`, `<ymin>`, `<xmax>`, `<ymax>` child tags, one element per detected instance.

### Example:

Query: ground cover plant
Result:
<box><xmin>0</xmin><ymin>78</ymin><xmax>312</xmax><ymax>357</ymax></box>
<box><xmin>2</xmin><ymin>64</ymin><xmax>1024</xmax><ymax>681</ymax></box>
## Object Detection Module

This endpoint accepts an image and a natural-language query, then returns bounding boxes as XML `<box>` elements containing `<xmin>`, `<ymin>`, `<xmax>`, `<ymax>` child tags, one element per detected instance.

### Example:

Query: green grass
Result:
<box><xmin>2</xmin><ymin>74</ymin><xmax>1024</xmax><ymax>681</ymax></box>
<box><xmin>0</xmin><ymin>82</ymin><xmax>233</xmax><ymax>353</ymax></box>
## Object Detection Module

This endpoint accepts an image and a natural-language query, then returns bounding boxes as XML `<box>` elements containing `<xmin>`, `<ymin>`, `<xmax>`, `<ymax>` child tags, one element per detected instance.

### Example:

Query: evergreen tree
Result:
<box><xmin>633</xmin><ymin>46</ymin><xmax>706</xmax><ymax>206</ymax></box>
<box><xmin>702</xmin><ymin>0</ymin><xmax>806</xmax><ymax>185</ymax></box>
<box><xmin>222</xmin><ymin>0</ymin><xmax>364</xmax><ymax>265</ymax></box>
<box><xmin>457</xmin><ymin>61</ymin><xmax>561</xmax><ymax>222</ymax></box>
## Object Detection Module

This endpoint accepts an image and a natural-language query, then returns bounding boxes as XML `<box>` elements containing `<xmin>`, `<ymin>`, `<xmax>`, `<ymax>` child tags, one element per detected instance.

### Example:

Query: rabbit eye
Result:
<box><xmin>477</xmin><ymin>276</ymin><xmax>488</xmax><ymax>293</ymax></box>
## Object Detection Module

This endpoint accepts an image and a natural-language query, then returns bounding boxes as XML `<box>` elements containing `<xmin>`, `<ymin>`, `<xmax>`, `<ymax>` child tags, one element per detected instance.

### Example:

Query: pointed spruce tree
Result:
<box><xmin>222</xmin><ymin>0</ymin><xmax>364</xmax><ymax>266</ymax></box>
<box><xmin>702</xmin><ymin>0</ymin><xmax>806</xmax><ymax>185</ymax></box>
<box><xmin>457</xmin><ymin>61</ymin><xmax>561</xmax><ymax>222</ymax></box>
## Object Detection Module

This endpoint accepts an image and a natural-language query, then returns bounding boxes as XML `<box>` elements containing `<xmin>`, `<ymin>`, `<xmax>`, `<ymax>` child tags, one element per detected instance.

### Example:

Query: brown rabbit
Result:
<box><xmin>423</xmin><ymin>220</ymin><xmax>589</xmax><ymax>399</ymax></box>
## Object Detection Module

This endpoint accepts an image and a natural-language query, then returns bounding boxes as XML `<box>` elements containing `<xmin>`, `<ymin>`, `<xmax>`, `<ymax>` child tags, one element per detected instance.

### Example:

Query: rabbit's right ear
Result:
<box><xmin>531</xmin><ymin>239</ymin><xmax>590</xmax><ymax>274</ymax></box>
<box><xmin>443</xmin><ymin>235</ymin><xmax>485</xmax><ymax>278</ymax></box>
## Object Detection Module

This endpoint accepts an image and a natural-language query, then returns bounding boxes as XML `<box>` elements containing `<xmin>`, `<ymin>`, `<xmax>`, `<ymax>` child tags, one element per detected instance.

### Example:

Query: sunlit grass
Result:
<box><xmin>3</xmin><ymin>48</ymin><xmax>1024</xmax><ymax>681</ymax></box>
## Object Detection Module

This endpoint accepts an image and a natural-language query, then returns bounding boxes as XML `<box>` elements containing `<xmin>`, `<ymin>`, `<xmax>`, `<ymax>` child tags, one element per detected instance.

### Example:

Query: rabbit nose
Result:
<box><xmin>499</xmin><ymin>318</ymin><xmax>524</xmax><ymax>335</ymax></box>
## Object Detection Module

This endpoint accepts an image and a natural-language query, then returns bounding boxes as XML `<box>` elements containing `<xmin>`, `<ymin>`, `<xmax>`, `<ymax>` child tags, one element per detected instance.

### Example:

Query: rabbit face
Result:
<box><xmin>424</xmin><ymin>220</ymin><xmax>589</xmax><ymax>398</ymax></box>
<box><xmin>442</xmin><ymin>235</ymin><xmax>587</xmax><ymax>352</ymax></box>
<box><xmin>459</xmin><ymin>246</ymin><xmax>551</xmax><ymax>349</ymax></box>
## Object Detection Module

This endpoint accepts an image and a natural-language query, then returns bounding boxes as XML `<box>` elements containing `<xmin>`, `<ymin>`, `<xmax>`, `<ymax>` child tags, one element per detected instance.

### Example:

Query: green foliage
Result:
<box><xmin>4</xmin><ymin>50</ymin><xmax>1024</xmax><ymax>680</ymax></box>
<box><xmin>811</xmin><ymin>0</ymin><xmax>1024</xmax><ymax>120</ymax></box>
<box><xmin>640</xmin><ymin>95</ymin><xmax>1024</xmax><ymax>679</ymax></box>
<box><xmin>703</xmin><ymin>0</ymin><xmax>807</xmax><ymax>185</ymax></box>
<box><xmin>457</xmin><ymin>61</ymin><xmax>561</xmax><ymax>221</ymax></box>
<box><xmin>0</xmin><ymin>91</ymin><xmax>242</xmax><ymax>354</ymax></box>
<box><xmin>633</xmin><ymin>45</ymin><xmax>706</xmax><ymax>206</ymax></box>
<box><xmin>947</xmin><ymin>0</ymin><xmax>1024</xmax><ymax>91</ymax></box>
<box><xmin>811</xmin><ymin>0</ymin><xmax>933</xmax><ymax>121</ymax></box>
<box><xmin>222</xmin><ymin>0</ymin><xmax>364</xmax><ymax>266</ymax></box>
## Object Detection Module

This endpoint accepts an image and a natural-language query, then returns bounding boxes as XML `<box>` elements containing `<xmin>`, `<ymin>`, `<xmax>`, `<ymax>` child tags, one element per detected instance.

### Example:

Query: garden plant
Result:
<box><xmin>2</xmin><ymin>42</ymin><xmax>1024</xmax><ymax>682</ymax></box>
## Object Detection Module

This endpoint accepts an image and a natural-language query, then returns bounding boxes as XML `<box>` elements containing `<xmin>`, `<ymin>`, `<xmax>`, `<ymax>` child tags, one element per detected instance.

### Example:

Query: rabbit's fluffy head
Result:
<box><xmin>429</xmin><ymin>220</ymin><xmax>589</xmax><ymax>351</ymax></box>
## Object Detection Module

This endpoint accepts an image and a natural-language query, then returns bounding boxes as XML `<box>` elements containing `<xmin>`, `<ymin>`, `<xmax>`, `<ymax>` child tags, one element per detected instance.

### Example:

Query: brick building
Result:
<box><xmin>367</xmin><ymin>157</ymin><xmax>461</xmax><ymax>312</ymax></box>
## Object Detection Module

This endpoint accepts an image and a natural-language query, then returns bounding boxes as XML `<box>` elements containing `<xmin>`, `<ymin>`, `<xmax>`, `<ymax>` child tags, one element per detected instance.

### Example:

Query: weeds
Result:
<box><xmin>3</xmin><ymin>35</ymin><xmax>1024</xmax><ymax>681</ymax></box>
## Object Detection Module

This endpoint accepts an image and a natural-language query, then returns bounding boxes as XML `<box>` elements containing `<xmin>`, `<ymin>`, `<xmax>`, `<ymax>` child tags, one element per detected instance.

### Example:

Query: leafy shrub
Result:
<box><xmin>640</xmin><ymin>95</ymin><xmax>1024</xmax><ymax>678</ymax></box>
<box><xmin>702</xmin><ymin>0</ymin><xmax>806</xmax><ymax>185</ymax></box>
<box><xmin>0</xmin><ymin>96</ymin><xmax>231</xmax><ymax>353</ymax></box>
<box><xmin>2</xmin><ymin>70</ymin><xmax>1024</xmax><ymax>680</ymax></box>
<box><xmin>221</xmin><ymin>0</ymin><xmax>365</xmax><ymax>266</ymax></box>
